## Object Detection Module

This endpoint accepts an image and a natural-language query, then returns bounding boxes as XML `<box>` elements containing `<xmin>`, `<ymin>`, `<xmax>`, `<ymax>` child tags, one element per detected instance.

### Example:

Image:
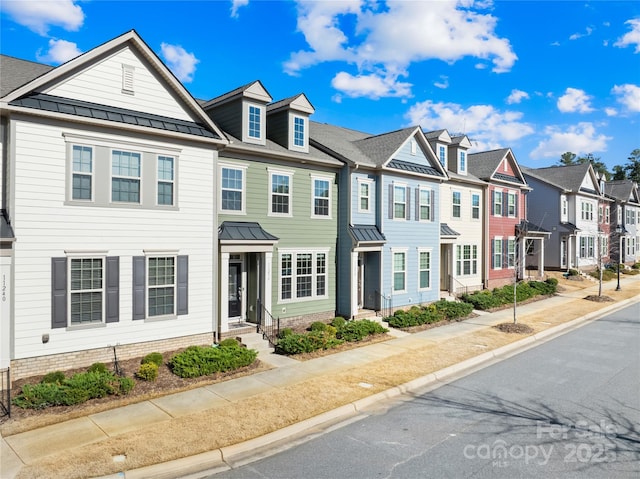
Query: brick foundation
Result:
<box><xmin>10</xmin><ymin>332</ymin><xmax>216</xmax><ymax>382</ymax></box>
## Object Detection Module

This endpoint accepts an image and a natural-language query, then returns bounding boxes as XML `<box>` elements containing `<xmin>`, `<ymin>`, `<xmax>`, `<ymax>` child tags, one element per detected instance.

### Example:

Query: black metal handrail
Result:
<box><xmin>449</xmin><ymin>275</ymin><xmax>469</xmax><ymax>297</ymax></box>
<box><xmin>0</xmin><ymin>367</ymin><xmax>10</xmax><ymax>418</ymax></box>
<box><xmin>375</xmin><ymin>290</ymin><xmax>392</xmax><ymax>319</ymax></box>
<box><xmin>256</xmin><ymin>298</ymin><xmax>280</xmax><ymax>347</ymax></box>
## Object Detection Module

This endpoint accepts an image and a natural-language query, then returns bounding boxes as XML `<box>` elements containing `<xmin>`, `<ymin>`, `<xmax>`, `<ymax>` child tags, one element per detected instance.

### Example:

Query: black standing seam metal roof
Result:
<box><xmin>218</xmin><ymin>222</ymin><xmax>279</xmax><ymax>242</ymax></box>
<box><xmin>0</xmin><ymin>210</ymin><xmax>15</xmax><ymax>240</ymax></box>
<box><xmin>9</xmin><ymin>93</ymin><xmax>220</xmax><ymax>139</ymax></box>
<box><xmin>516</xmin><ymin>220</ymin><xmax>551</xmax><ymax>234</ymax></box>
<box><xmin>387</xmin><ymin>159</ymin><xmax>444</xmax><ymax>177</ymax></box>
<box><xmin>493</xmin><ymin>172</ymin><xmax>524</xmax><ymax>185</ymax></box>
<box><xmin>559</xmin><ymin>222</ymin><xmax>581</xmax><ymax>233</ymax></box>
<box><xmin>350</xmin><ymin>225</ymin><xmax>386</xmax><ymax>243</ymax></box>
<box><xmin>441</xmin><ymin>223</ymin><xmax>460</xmax><ymax>236</ymax></box>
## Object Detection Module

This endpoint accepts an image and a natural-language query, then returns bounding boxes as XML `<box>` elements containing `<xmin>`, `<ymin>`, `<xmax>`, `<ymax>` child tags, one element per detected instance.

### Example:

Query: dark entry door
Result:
<box><xmin>228</xmin><ymin>263</ymin><xmax>242</xmax><ymax>318</ymax></box>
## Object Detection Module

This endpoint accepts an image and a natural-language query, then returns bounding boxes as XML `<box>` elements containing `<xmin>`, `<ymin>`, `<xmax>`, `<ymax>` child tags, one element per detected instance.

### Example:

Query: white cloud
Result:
<box><xmin>611</xmin><ymin>83</ymin><xmax>640</xmax><ymax>112</ymax></box>
<box><xmin>506</xmin><ymin>89</ymin><xmax>529</xmax><ymax>104</ymax></box>
<box><xmin>285</xmin><ymin>0</ymin><xmax>517</xmax><ymax>98</ymax></box>
<box><xmin>230</xmin><ymin>0</ymin><xmax>249</xmax><ymax>18</ymax></box>
<box><xmin>1</xmin><ymin>0</ymin><xmax>84</xmax><ymax>35</ymax></box>
<box><xmin>614</xmin><ymin>18</ymin><xmax>640</xmax><ymax>53</ymax></box>
<box><xmin>434</xmin><ymin>76</ymin><xmax>449</xmax><ymax>89</ymax></box>
<box><xmin>557</xmin><ymin>88</ymin><xmax>594</xmax><ymax>113</ymax></box>
<box><xmin>36</xmin><ymin>38</ymin><xmax>82</xmax><ymax>64</ymax></box>
<box><xmin>530</xmin><ymin>122</ymin><xmax>611</xmax><ymax>159</ymax></box>
<box><xmin>569</xmin><ymin>26</ymin><xmax>593</xmax><ymax>41</ymax></box>
<box><xmin>605</xmin><ymin>107</ymin><xmax>618</xmax><ymax>117</ymax></box>
<box><xmin>331</xmin><ymin>71</ymin><xmax>412</xmax><ymax>99</ymax></box>
<box><xmin>160</xmin><ymin>43</ymin><xmax>200</xmax><ymax>83</ymax></box>
<box><xmin>405</xmin><ymin>100</ymin><xmax>534</xmax><ymax>151</ymax></box>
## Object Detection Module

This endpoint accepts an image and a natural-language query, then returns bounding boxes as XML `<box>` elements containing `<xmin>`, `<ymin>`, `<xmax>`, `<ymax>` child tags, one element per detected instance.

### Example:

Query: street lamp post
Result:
<box><xmin>616</xmin><ymin>225</ymin><xmax>622</xmax><ymax>291</ymax></box>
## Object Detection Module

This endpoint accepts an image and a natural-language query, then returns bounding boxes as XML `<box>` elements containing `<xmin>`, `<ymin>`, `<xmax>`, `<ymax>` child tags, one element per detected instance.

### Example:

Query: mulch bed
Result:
<box><xmin>494</xmin><ymin>323</ymin><xmax>535</xmax><ymax>334</ymax></box>
<box><xmin>584</xmin><ymin>295</ymin><xmax>614</xmax><ymax>302</ymax></box>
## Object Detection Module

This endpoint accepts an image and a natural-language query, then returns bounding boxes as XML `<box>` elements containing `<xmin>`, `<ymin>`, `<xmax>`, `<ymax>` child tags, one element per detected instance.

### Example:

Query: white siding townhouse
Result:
<box><xmin>0</xmin><ymin>31</ymin><xmax>227</xmax><ymax>379</ymax></box>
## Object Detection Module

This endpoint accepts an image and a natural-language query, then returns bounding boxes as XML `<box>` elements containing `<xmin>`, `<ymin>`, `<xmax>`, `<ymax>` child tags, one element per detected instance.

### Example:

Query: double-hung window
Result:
<box><xmin>70</xmin><ymin>258</ymin><xmax>103</xmax><ymax>324</ymax></box>
<box><xmin>598</xmin><ymin>206</ymin><xmax>604</xmax><ymax>223</ymax></box>
<box><xmin>418</xmin><ymin>250</ymin><xmax>431</xmax><ymax>289</ymax></box>
<box><xmin>112</xmin><ymin>150</ymin><xmax>141</xmax><ymax>203</ymax></box>
<box><xmin>471</xmin><ymin>193</ymin><xmax>480</xmax><ymax>219</ymax></box>
<box><xmin>148</xmin><ymin>257</ymin><xmax>175</xmax><ymax>317</ymax></box>
<box><xmin>493</xmin><ymin>190</ymin><xmax>503</xmax><ymax>216</ymax></box>
<box><xmin>394</xmin><ymin>185</ymin><xmax>406</xmax><ymax>219</ymax></box>
<box><xmin>72</xmin><ymin>145</ymin><xmax>93</xmax><ymax>200</ymax></box>
<box><xmin>393</xmin><ymin>251</ymin><xmax>406</xmax><ymax>292</ymax></box>
<box><xmin>221</xmin><ymin>166</ymin><xmax>245</xmax><ymax>212</ymax></box>
<box><xmin>248</xmin><ymin>104</ymin><xmax>262</xmax><ymax>139</ymax></box>
<box><xmin>269</xmin><ymin>170</ymin><xmax>292</xmax><ymax>216</ymax></box>
<box><xmin>456</xmin><ymin>245</ymin><xmax>478</xmax><ymax>275</ymax></box>
<box><xmin>581</xmin><ymin>202</ymin><xmax>594</xmax><ymax>221</ymax></box>
<box><xmin>493</xmin><ymin>239</ymin><xmax>503</xmax><ymax>269</ymax></box>
<box><xmin>507</xmin><ymin>192</ymin><xmax>516</xmax><ymax>217</ymax></box>
<box><xmin>157</xmin><ymin>156</ymin><xmax>174</xmax><ymax>206</ymax></box>
<box><xmin>507</xmin><ymin>238</ymin><xmax>516</xmax><ymax>268</ymax></box>
<box><xmin>293</xmin><ymin>116</ymin><xmax>305</xmax><ymax>147</ymax></box>
<box><xmin>439</xmin><ymin>146</ymin><xmax>446</xmax><ymax>166</ymax></box>
<box><xmin>359</xmin><ymin>181</ymin><xmax>371</xmax><ymax>212</ymax></box>
<box><xmin>459</xmin><ymin>151</ymin><xmax>466</xmax><ymax>173</ymax></box>
<box><xmin>605</xmin><ymin>206</ymin><xmax>610</xmax><ymax>224</ymax></box>
<box><xmin>279</xmin><ymin>250</ymin><xmax>329</xmax><ymax>301</ymax></box>
<box><xmin>312</xmin><ymin>177</ymin><xmax>330</xmax><ymax>217</ymax></box>
<box><xmin>452</xmin><ymin>191</ymin><xmax>461</xmax><ymax>218</ymax></box>
<box><xmin>419</xmin><ymin>188</ymin><xmax>431</xmax><ymax>221</ymax></box>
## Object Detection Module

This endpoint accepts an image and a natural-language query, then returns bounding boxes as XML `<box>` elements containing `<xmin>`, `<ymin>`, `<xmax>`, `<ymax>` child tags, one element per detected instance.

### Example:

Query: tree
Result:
<box><xmin>577</xmin><ymin>153</ymin><xmax>610</xmax><ymax>180</ymax></box>
<box><xmin>624</xmin><ymin>149</ymin><xmax>640</xmax><ymax>183</ymax></box>
<box><xmin>559</xmin><ymin>151</ymin><xmax>577</xmax><ymax>166</ymax></box>
<box><xmin>612</xmin><ymin>165</ymin><xmax>627</xmax><ymax>181</ymax></box>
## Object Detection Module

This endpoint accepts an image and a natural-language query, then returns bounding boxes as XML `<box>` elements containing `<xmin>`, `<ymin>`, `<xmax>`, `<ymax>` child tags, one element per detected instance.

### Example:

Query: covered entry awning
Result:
<box><xmin>516</xmin><ymin>220</ymin><xmax>551</xmax><ymax>238</ymax></box>
<box><xmin>440</xmin><ymin>223</ymin><xmax>460</xmax><ymax>244</ymax></box>
<box><xmin>218</xmin><ymin>221</ymin><xmax>278</xmax><ymax>252</ymax></box>
<box><xmin>349</xmin><ymin>224</ymin><xmax>386</xmax><ymax>248</ymax></box>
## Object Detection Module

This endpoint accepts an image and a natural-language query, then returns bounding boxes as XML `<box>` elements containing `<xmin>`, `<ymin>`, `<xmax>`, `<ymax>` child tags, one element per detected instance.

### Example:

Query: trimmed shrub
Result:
<box><xmin>276</xmin><ymin>331</ymin><xmax>343</xmax><ymax>355</ymax></box>
<box><xmin>219</xmin><ymin>338</ymin><xmax>241</xmax><ymax>349</ymax></box>
<box><xmin>142</xmin><ymin>352</ymin><xmax>164</xmax><ymax>367</ymax></box>
<box><xmin>117</xmin><ymin>377</ymin><xmax>135</xmax><ymax>395</ymax></box>
<box><xmin>278</xmin><ymin>328</ymin><xmax>294</xmax><ymax>339</ymax></box>
<box><xmin>309</xmin><ymin>321</ymin><xmax>328</xmax><ymax>332</ymax></box>
<box><xmin>41</xmin><ymin>371</ymin><xmax>65</xmax><ymax>384</ymax></box>
<box><xmin>434</xmin><ymin>300</ymin><xmax>473</xmax><ymax>320</ymax></box>
<box><xmin>386</xmin><ymin>309</ymin><xmax>421</xmax><ymax>328</ymax></box>
<box><xmin>568</xmin><ymin>269</ymin><xmax>579</xmax><ymax>276</ymax></box>
<box><xmin>87</xmin><ymin>362</ymin><xmax>108</xmax><ymax>374</ymax></box>
<box><xmin>546</xmin><ymin>277</ymin><xmax>558</xmax><ymax>286</ymax></box>
<box><xmin>12</xmin><ymin>383</ymin><xmax>64</xmax><ymax>409</ymax></box>
<box><xmin>330</xmin><ymin>317</ymin><xmax>347</xmax><ymax>329</ymax></box>
<box><xmin>169</xmin><ymin>345</ymin><xmax>257</xmax><ymax>378</ymax></box>
<box><xmin>136</xmin><ymin>362</ymin><xmax>159</xmax><ymax>381</ymax></box>
<box><xmin>337</xmin><ymin>319</ymin><xmax>388</xmax><ymax>342</ymax></box>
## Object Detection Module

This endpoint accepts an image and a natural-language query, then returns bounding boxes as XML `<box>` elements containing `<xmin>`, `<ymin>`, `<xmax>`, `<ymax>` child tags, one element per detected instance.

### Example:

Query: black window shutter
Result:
<box><xmin>388</xmin><ymin>184</ymin><xmax>394</xmax><ymax>219</ymax></box>
<box><xmin>415</xmin><ymin>188</ymin><xmax>420</xmax><ymax>221</ymax></box>
<box><xmin>430</xmin><ymin>190</ymin><xmax>435</xmax><ymax>221</ymax></box>
<box><xmin>503</xmin><ymin>239</ymin><xmax>509</xmax><ymax>268</ymax></box>
<box><xmin>405</xmin><ymin>186</ymin><xmax>411</xmax><ymax>220</ymax></box>
<box><xmin>491</xmin><ymin>241</ymin><xmax>495</xmax><ymax>269</ymax></box>
<box><xmin>132</xmin><ymin>256</ymin><xmax>145</xmax><ymax>320</ymax></box>
<box><xmin>177</xmin><ymin>255</ymin><xmax>188</xmax><ymax>315</ymax></box>
<box><xmin>51</xmin><ymin>257</ymin><xmax>67</xmax><ymax>329</ymax></box>
<box><xmin>502</xmin><ymin>191</ymin><xmax>508</xmax><ymax>215</ymax></box>
<box><xmin>515</xmin><ymin>194</ymin><xmax>519</xmax><ymax>217</ymax></box>
<box><xmin>491</xmin><ymin>190</ymin><xmax>495</xmax><ymax>216</ymax></box>
<box><xmin>105</xmin><ymin>256</ymin><xmax>119</xmax><ymax>323</ymax></box>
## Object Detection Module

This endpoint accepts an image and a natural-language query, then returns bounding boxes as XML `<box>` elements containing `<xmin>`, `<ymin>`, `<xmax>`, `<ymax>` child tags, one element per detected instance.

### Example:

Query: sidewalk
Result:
<box><xmin>2</xmin><ymin>275</ymin><xmax>639</xmax><ymax>479</ymax></box>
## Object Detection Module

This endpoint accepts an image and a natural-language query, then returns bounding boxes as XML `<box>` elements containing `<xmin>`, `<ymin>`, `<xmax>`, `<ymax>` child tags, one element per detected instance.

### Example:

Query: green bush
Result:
<box><xmin>142</xmin><ymin>352</ymin><xmax>164</xmax><ymax>367</ymax></box>
<box><xmin>41</xmin><ymin>371</ymin><xmax>65</xmax><ymax>384</ymax></box>
<box><xmin>309</xmin><ymin>321</ymin><xmax>328</xmax><ymax>332</ymax></box>
<box><xmin>87</xmin><ymin>362</ymin><xmax>108</xmax><ymax>374</ymax></box>
<box><xmin>276</xmin><ymin>331</ymin><xmax>343</xmax><ymax>355</ymax></box>
<box><xmin>136</xmin><ymin>362</ymin><xmax>159</xmax><ymax>381</ymax></box>
<box><xmin>330</xmin><ymin>317</ymin><xmax>347</xmax><ymax>329</ymax></box>
<box><xmin>13</xmin><ymin>369</ymin><xmax>134</xmax><ymax>409</ymax></box>
<box><xmin>337</xmin><ymin>319</ymin><xmax>388</xmax><ymax>342</ymax></box>
<box><xmin>218</xmin><ymin>338</ymin><xmax>241</xmax><ymax>348</ymax></box>
<box><xmin>568</xmin><ymin>268</ymin><xmax>579</xmax><ymax>276</ymax></box>
<box><xmin>461</xmin><ymin>290</ymin><xmax>503</xmax><ymax>310</ymax></box>
<box><xmin>169</xmin><ymin>345</ymin><xmax>257</xmax><ymax>378</ymax></box>
<box><xmin>278</xmin><ymin>328</ymin><xmax>293</xmax><ymax>339</ymax></box>
<box><xmin>386</xmin><ymin>309</ymin><xmax>421</xmax><ymax>328</ymax></box>
<box><xmin>632</xmin><ymin>263</ymin><xmax>640</xmax><ymax>270</ymax></box>
<box><xmin>546</xmin><ymin>277</ymin><xmax>559</xmax><ymax>286</ymax></box>
<box><xmin>434</xmin><ymin>300</ymin><xmax>473</xmax><ymax>320</ymax></box>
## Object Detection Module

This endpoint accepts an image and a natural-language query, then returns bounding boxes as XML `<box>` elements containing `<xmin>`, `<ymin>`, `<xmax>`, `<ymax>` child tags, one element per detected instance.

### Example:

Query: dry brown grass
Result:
<box><xmin>10</xmin><ymin>277</ymin><xmax>640</xmax><ymax>479</ymax></box>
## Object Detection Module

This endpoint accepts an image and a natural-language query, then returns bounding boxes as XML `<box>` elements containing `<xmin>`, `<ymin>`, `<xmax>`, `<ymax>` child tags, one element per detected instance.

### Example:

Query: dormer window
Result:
<box><xmin>248</xmin><ymin>104</ymin><xmax>262</xmax><ymax>139</ymax></box>
<box><xmin>294</xmin><ymin>116</ymin><xmax>305</xmax><ymax>147</ymax></box>
<box><xmin>439</xmin><ymin>146</ymin><xmax>446</xmax><ymax>166</ymax></box>
<box><xmin>459</xmin><ymin>151</ymin><xmax>466</xmax><ymax>173</ymax></box>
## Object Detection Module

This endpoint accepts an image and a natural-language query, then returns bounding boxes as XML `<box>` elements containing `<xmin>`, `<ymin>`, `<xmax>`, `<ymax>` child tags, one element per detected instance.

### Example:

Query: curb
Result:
<box><xmin>94</xmin><ymin>295</ymin><xmax>640</xmax><ymax>479</ymax></box>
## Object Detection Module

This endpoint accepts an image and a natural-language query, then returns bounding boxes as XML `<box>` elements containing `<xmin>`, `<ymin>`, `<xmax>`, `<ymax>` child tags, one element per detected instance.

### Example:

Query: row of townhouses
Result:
<box><xmin>1</xmin><ymin>31</ymin><xmax>638</xmax><ymax>379</ymax></box>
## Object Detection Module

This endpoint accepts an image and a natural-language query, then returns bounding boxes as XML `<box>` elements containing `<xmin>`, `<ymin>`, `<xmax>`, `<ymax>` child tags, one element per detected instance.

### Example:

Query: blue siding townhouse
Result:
<box><xmin>311</xmin><ymin>122</ymin><xmax>448</xmax><ymax>318</ymax></box>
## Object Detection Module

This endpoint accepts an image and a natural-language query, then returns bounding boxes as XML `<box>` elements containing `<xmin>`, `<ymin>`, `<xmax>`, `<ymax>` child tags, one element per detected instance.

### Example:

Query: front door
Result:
<box><xmin>561</xmin><ymin>238</ymin><xmax>567</xmax><ymax>269</ymax></box>
<box><xmin>357</xmin><ymin>254</ymin><xmax>364</xmax><ymax>309</ymax></box>
<box><xmin>228</xmin><ymin>262</ymin><xmax>242</xmax><ymax>319</ymax></box>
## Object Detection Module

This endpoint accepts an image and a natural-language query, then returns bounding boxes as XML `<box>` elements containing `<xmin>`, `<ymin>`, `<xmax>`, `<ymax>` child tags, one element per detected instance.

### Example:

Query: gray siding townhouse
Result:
<box><xmin>605</xmin><ymin>180</ymin><xmax>640</xmax><ymax>266</ymax></box>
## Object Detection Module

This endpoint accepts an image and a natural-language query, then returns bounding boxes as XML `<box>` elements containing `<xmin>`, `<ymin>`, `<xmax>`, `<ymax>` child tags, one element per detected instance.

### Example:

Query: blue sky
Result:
<box><xmin>1</xmin><ymin>1</ymin><xmax>639</xmax><ymax>172</ymax></box>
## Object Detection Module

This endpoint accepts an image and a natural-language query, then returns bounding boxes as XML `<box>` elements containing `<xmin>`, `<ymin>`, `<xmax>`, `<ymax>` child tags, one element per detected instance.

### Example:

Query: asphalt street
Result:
<box><xmin>205</xmin><ymin>302</ymin><xmax>640</xmax><ymax>479</ymax></box>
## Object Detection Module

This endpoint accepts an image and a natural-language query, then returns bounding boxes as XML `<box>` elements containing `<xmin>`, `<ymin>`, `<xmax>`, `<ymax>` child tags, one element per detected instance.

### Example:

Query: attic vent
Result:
<box><xmin>122</xmin><ymin>64</ymin><xmax>134</xmax><ymax>94</ymax></box>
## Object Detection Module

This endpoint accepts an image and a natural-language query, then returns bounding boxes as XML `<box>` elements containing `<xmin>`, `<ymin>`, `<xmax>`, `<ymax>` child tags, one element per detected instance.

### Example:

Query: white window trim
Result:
<box><xmin>493</xmin><ymin>237</ymin><xmax>503</xmax><ymax>270</ymax></box>
<box><xmin>493</xmin><ymin>188</ymin><xmax>503</xmax><ymax>217</ymax></box>
<box><xmin>605</xmin><ymin>206</ymin><xmax>610</xmax><ymax>224</ymax></box>
<box><xmin>417</xmin><ymin>247</ymin><xmax>433</xmax><ymax>291</ymax></box>
<box><xmin>156</xmin><ymin>155</ymin><xmax>175</xmax><ymax>207</ymax></box>
<box><xmin>458</xmin><ymin>151</ymin><xmax>466</xmax><ymax>174</ymax></box>
<box><xmin>68</xmin><ymin>255</ymin><xmax>106</xmax><ymax>327</ymax></box>
<box><xmin>438</xmin><ymin>144</ymin><xmax>447</xmax><ymax>167</ymax></box>
<box><xmin>277</xmin><ymin>248</ymin><xmax>330</xmax><ymax>303</ymax></box>
<box><xmin>471</xmin><ymin>193</ymin><xmax>481</xmax><ymax>220</ymax></box>
<box><xmin>393</xmin><ymin>182</ymin><xmax>408</xmax><ymax>221</ymax></box>
<box><xmin>245</xmin><ymin>103</ymin><xmax>265</xmax><ymax>144</ymax></box>
<box><xmin>71</xmin><ymin>144</ymin><xmax>94</xmax><ymax>202</ymax></box>
<box><xmin>452</xmin><ymin>190</ymin><xmax>462</xmax><ymax>219</ymax></box>
<box><xmin>391</xmin><ymin>248</ymin><xmax>408</xmax><ymax>294</ymax></box>
<box><xmin>268</xmin><ymin>168</ymin><xmax>294</xmax><ymax>217</ymax></box>
<box><xmin>418</xmin><ymin>186</ymin><xmax>432</xmax><ymax>222</ymax></box>
<box><xmin>507</xmin><ymin>236</ymin><xmax>516</xmax><ymax>269</ymax></box>
<box><xmin>561</xmin><ymin>195</ymin><xmax>568</xmax><ymax>221</ymax></box>
<box><xmin>507</xmin><ymin>191</ymin><xmax>517</xmax><ymax>218</ymax></box>
<box><xmin>291</xmin><ymin>115</ymin><xmax>307</xmax><ymax>150</ymax></box>
<box><xmin>110</xmin><ymin>148</ymin><xmax>142</xmax><ymax>204</ymax></box>
<box><xmin>219</xmin><ymin>162</ymin><xmax>248</xmax><ymax>214</ymax></box>
<box><xmin>145</xmin><ymin>253</ymin><xmax>177</xmax><ymax>319</ymax></box>
<box><xmin>357</xmin><ymin>178</ymin><xmax>373</xmax><ymax>213</ymax></box>
<box><xmin>310</xmin><ymin>174</ymin><xmax>333</xmax><ymax>219</ymax></box>
<box><xmin>457</xmin><ymin>244</ymin><xmax>479</xmax><ymax>276</ymax></box>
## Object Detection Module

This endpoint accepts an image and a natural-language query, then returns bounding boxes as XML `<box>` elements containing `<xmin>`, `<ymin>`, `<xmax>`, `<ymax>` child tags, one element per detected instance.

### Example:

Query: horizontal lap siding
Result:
<box><xmin>45</xmin><ymin>48</ymin><xmax>194</xmax><ymax>122</ymax></box>
<box><xmin>351</xmin><ymin>172</ymin><xmax>377</xmax><ymax>225</ymax></box>
<box><xmin>12</xmin><ymin>119</ymin><xmax>215</xmax><ymax>360</ymax></box>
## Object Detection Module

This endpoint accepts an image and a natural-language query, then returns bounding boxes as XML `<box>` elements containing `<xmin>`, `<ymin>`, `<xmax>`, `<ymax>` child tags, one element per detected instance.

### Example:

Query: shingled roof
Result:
<box><xmin>521</xmin><ymin>163</ymin><xmax>593</xmax><ymax>193</ymax></box>
<box><xmin>0</xmin><ymin>54</ymin><xmax>54</xmax><ymax>97</ymax></box>
<box><xmin>605</xmin><ymin>180</ymin><xmax>640</xmax><ymax>204</ymax></box>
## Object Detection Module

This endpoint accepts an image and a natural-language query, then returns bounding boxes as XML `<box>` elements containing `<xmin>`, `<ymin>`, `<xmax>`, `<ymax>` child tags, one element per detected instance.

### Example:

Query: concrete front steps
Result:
<box><xmin>236</xmin><ymin>332</ymin><xmax>298</xmax><ymax>368</ymax></box>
